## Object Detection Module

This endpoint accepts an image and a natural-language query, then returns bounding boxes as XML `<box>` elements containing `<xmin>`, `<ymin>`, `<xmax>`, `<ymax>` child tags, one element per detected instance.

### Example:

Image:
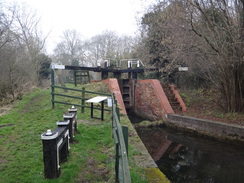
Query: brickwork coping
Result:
<box><xmin>103</xmin><ymin>79</ymin><xmax>127</xmax><ymax>115</ymax></box>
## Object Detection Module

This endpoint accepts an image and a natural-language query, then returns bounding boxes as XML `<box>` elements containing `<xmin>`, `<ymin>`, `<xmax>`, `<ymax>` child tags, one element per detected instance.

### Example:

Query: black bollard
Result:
<box><xmin>63</xmin><ymin>113</ymin><xmax>76</xmax><ymax>142</ymax></box>
<box><xmin>41</xmin><ymin>126</ymin><xmax>69</xmax><ymax>179</ymax></box>
<box><xmin>68</xmin><ymin>106</ymin><xmax>78</xmax><ymax>132</ymax></box>
<box><xmin>56</xmin><ymin>120</ymin><xmax>70</xmax><ymax>162</ymax></box>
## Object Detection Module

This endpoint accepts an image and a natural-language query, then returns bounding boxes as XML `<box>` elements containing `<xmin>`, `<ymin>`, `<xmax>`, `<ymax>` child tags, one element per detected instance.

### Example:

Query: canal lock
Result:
<box><xmin>118</xmin><ymin>78</ymin><xmax>244</xmax><ymax>183</ymax></box>
<box><xmin>129</xmin><ymin>114</ymin><xmax>244</xmax><ymax>183</ymax></box>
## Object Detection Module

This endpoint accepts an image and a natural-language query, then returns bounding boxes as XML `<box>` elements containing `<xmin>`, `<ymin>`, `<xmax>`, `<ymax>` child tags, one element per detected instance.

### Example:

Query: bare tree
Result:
<box><xmin>53</xmin><ymin>29</ymin><xmax>86</xmax><ymax>65</ymax></box>
<box><xmin>0</xmin><ymin>3</ymin><xmax>13</xmax><ymax>49</ymax></box>
<box><xmin>187</xmin><ymin>0</ymin><xmax>244</xmax><ymax>112</ymax></box>
<box><xmin>0</xmin><ymin>33</ymin><xmax>30</xmax><ymax>99</ymax></box>
<box><xmin>85</xmin><ymin>31</ymin><xmax>137</xmax><ymax>66</ymax></box>
<box><xmin>10</xmin><ymin>3</ymin><xmax>47</xmax><ymax>84</ymax></box>
<box><xmin>0</xmin><ymin>1</ymin><xmax>48</xmax><ymax>101</ymax></box>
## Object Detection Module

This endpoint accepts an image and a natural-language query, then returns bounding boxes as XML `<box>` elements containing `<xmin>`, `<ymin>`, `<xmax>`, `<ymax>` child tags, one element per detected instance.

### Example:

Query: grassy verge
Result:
<box><xmin>0</xmin><ymin>82</ymin><xmax>148</xmax><ymax>182</ymax></box>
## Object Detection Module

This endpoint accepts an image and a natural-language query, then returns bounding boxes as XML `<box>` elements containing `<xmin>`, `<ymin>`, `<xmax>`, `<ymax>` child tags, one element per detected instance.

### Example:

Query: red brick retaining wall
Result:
<box><xmin>134</xmin><ymin>79</ymin><xmax>174</xmax><ymax>121</ymax></box>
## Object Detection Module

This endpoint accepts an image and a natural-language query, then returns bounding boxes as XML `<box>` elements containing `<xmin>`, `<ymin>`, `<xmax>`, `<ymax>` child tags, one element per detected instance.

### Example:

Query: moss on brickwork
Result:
<box><xmin>145</xmin><ymin>168</ymin><xmax>170</xmax><ymax>183</ymax></box>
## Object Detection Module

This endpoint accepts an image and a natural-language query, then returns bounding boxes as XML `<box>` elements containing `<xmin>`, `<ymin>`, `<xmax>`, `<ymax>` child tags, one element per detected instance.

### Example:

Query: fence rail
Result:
<box><xmin>51</xmin><ymin>85</ymin><xmax>111</xmax><ymax>112</ymax></box>
<box><xmin>52</xmin><ymin>85</ymin><xmax>111</xmax><ymax>96</ymax></box>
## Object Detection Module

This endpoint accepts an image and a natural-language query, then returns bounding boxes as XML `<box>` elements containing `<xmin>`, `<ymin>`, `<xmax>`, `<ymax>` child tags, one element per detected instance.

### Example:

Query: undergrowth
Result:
<box><xmin>179</xmin><ymin>88</ymin><xmax>244</xmax><ymax>125</ymax></box>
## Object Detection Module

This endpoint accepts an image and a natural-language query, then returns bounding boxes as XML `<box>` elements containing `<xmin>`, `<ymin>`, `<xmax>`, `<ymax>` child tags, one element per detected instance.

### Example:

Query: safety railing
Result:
<box><xmin>51</xmin><ymin>85</ymin><xmax>111</xmax><ymax>113</ymax></box>
<box><xmin>111</xmin><ymin>94</ymin><xmax>131</xmax><ymax>183</ymax></box>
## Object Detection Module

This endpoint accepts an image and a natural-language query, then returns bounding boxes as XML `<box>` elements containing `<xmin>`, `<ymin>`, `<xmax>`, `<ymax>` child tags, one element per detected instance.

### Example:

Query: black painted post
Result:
<box><xmin>60</xmin><ymin>130</ymin><xmax>69</xmax><ymax>163</ymax></box>
<box><xmin>63</xmin><ymin>113</ymin><xmax>76</xmax><ymax>142</ymax></box>
<box><xmin>91</xmin><ymin>103</ymin><xmax>94</xmax><ymax>118</ymax></box>
<box><xmin>74</xmin><ymin>70</ymin><xmax>77</xmax><ymax>87</ymax></box>
<box><xmin>113</xmin><ymin>72</ymin><xmax>121</xmax><ymax>79</ymax></box>
<box><xmin>128</xmin><ymin>72</ymin><xmax>131</xmax><ymax>79</ymax></box>
<box><xmin>68</xmin><ymin>106</ymin><xmax>78</xmax><ymax>132</ymax></box>
<box><xmin>56</xmin><ymin>121</ymin><xmax>70</xmax><ymax>163</ymax></box>
<box><xmin>41</xmin><ymin>129</ymin><xmax>59</xmax><ymax>179</ymax></box>
<box><xmin>132</xmin><ymin>72</ymin><xmax>137</xmax><ymax>79</ymax></box>
<box><xmin>51</xmin><ymin>69</ymin><xmax>55</xmax><ymax>109</ymax></box>
<box><xmin>41</xmin><ymin>127</ymin><xmax>69</xmax><ymax>179</ymax></box>
<box><xmin>81</xmin><ymin>87</ymin><xmax>85</xmax><ymax>113</ymax></box>
<box><xmin>101</xmin><ymin>71</ymin><xmax>108</xmax><ymax>80</ymax></box>
<box><xmin>104</xmin><ymin>61</ymin><xmax>108</xmax><ymax>68</ymax></box>
<box><xmin>101</xmin><ymin>101</ymin><xmax>104</xmax><ymax>121</ymax></box>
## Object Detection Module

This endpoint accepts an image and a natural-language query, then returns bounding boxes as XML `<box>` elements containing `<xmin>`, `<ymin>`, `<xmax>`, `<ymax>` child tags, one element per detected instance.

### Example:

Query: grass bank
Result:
<box><xmin>0</xmin><ymin>82</ymin><xmax>149</xmax><ymax>182</ymax></box>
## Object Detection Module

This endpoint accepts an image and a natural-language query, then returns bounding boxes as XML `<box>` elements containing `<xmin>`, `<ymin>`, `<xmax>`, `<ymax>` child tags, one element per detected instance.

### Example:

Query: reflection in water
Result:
<box><xmin>136</xmin><ymin>126</ymin><xmax>244</xmax><ymax>183</ymax></box>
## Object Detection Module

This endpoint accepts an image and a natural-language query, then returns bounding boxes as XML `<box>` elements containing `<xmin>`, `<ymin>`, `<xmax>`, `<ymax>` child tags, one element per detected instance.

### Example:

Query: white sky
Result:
<box><xmin>14</xmin><ymin>0</ymin><xmax>154</xmax><ymax>54</ymax></box>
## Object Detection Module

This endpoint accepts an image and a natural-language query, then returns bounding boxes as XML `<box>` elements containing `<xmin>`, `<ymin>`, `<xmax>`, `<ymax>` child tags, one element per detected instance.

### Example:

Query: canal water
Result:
<box><xmin>135</xmin><ymin>125</ymin><xmax>244</xmax><ymax>183</ymax></box>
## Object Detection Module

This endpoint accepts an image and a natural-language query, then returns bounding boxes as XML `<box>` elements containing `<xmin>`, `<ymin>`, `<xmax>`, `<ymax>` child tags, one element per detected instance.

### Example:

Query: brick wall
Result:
<box><xmin>103</xmin><ymin>79</ymin><xmax>127</xmax><ymax>115</ymax></box>
<box><xmin>134</xmin><ymin>79</ymin><xmax>174</xmax><ymax>121</ymax></box>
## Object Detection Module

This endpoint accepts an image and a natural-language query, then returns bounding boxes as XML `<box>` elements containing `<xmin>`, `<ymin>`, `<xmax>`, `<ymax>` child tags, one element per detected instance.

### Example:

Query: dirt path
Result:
<box><xmin>0</xmin><ymin>105</ymin><xmax>14</xmax><ymax>116</ymax></box>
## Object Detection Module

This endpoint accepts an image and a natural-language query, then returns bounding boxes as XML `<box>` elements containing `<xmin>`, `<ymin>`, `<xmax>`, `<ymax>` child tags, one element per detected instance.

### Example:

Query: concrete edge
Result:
<box><xmin>166</xmin><ymin>114</ymin><xmax>244</xmax><ymax>142</ymax></box>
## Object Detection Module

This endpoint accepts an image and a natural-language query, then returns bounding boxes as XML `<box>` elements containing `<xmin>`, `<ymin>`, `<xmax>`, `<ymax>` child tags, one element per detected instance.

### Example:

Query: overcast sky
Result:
<box><xmin>14</xmin><ymin>0</ymin><xmax>154</xmax><ymax>54</ymax></box>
